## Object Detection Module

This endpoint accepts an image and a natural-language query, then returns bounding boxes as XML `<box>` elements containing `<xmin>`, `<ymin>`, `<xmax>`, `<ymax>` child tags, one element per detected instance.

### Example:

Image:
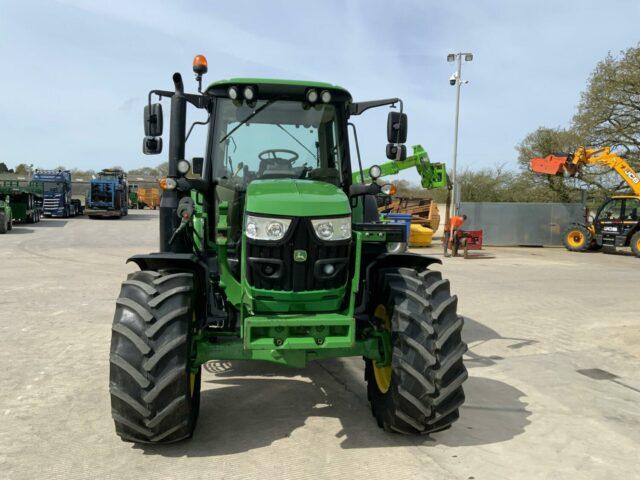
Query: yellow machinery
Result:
<box><xmin>409</xmin><ymin>223</ymin><xmax>434</xmax><ymax>247</ymax></box>
<box><xmin>530</xmin><ymin>147</ymin><xmax>640</xmax><ymax>256</ymax></box>
<box><xmin>136</xmin><ymin>186</ymin><xmax>161</xmax><ymax>209</ymax></box>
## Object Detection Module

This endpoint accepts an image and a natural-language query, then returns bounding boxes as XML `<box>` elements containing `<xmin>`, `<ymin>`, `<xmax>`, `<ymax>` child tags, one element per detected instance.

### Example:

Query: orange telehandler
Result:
<box><xmin>530</xmin><ymin>147</ymin><xmax>640</xmax><ymax>257</ymax></box>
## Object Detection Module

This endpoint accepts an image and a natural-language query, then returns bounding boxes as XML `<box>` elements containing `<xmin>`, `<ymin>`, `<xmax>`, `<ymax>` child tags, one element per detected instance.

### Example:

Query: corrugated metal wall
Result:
<box><xmin>459</xmin><ymin>202</ymin><xmax>586</xmax><ymax>246</ymax></box>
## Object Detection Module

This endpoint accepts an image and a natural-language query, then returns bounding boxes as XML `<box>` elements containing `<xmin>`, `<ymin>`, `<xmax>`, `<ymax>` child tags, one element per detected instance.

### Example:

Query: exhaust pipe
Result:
<box><xmin>160</xmin><ymin>73</ymin><xmax>187</xmax><ymax>252</ymax></box>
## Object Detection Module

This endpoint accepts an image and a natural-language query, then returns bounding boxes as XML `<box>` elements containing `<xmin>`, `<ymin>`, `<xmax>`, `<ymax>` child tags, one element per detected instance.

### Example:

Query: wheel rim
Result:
<box><xmin>567</xmin><ymin>230</ymin><xmax>585</xmax><ymax>248</ymax></box>
<box><xmin>373</xmin><ymin>304</ymin><xmax>392</xmax><ymax>393</ymax></box>
<box><xmin>636</xmin><ymin>238</ymin><xmax>640</xmax><ymax>252</ymax></box>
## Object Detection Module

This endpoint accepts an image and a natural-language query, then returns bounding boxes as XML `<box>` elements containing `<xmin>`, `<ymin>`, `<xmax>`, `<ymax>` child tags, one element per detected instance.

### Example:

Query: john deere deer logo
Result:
<box><xmin>293</xmin><ymin>250</ymin><xmax>307</xmax><ymax>262</ymax></box>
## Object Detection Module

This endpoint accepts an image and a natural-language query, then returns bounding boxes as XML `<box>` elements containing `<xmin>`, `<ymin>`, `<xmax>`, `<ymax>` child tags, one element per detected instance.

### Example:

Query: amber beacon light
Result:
<box><xmin>193</xmin><ymin>54</ymin><xmax>208</xmax><ymax>92</ymax></box>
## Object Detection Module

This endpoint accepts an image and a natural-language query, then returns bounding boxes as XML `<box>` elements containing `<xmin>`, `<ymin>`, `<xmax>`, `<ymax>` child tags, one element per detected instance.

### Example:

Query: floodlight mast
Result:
<box><xmin>447</xmin><ymin>51</ymin><xmax>473</xmax><ymax>217</ymax></box>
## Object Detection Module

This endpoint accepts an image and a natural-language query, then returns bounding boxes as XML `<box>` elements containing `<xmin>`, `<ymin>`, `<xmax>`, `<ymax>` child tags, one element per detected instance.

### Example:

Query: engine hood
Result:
<box><xmin>245</xmin><ymin>179</ymin><xmax>350</xmax><ymax>217</ymax></box>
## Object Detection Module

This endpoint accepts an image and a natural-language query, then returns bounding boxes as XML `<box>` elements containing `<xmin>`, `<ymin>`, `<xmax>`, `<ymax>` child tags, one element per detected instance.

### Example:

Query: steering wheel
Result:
<box><xmin>258</xmin><ymin>149</ymin><xmax>299</xmax><ymax>164</ymax></box>
<box><xmin>257</xmin><ymin>149</ymin><xmax>300</xmax><ymax>178</ymax></box>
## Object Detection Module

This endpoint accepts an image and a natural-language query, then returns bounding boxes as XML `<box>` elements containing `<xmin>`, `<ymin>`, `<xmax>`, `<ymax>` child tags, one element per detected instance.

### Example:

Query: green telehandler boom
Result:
<box><xmin>108</xmin><ymin>55</ymin><xmax>468</xmax><ymax>444</ymax></box>
<box><xmin>353</xmin><ymin>144</ymin><xmax>448</xmax><ymax>189</ymax></box>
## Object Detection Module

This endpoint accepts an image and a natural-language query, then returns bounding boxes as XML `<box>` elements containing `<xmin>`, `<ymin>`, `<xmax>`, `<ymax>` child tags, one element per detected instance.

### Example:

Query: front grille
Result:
<box><xmin>43</xmin><ymin>198</ymin><xmax>61</xmax><ymax>209</ymax></box>
<box><xmin>246</xmin><ymin>218</ymin><xmax>350</xmax><ymax>292</ymax></box>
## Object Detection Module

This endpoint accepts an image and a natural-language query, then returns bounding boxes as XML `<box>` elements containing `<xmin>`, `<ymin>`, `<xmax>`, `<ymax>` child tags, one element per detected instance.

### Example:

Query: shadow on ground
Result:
<box><xmin>4</xmin><ymin>227</ymin><xmax>34</xmax><ymax>234</ymax></box>
<box><xmin>135</xmin><ymin>326</ymin><xmax>531</xmax><ymax>458</ymax></box>
<box><xmin>79</xmin><ymin>213</ymin><xmax>156</xmax><ymax>221</ymax></box>
<box><xmin>463</xmin><ymin>316</ymin><xmax>538</xmax><ymax>368</ymax></box>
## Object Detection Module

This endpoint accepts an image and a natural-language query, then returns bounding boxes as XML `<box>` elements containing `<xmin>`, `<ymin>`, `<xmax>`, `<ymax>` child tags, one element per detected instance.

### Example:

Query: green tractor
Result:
<box><xmin>109</xmin><ymin>56</ymin><xmax>468</xmax><ymax>443</ymax></box>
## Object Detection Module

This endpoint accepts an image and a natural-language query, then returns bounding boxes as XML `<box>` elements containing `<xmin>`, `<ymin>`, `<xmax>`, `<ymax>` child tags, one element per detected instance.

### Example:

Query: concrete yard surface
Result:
<box><xmin>1</xmin><ymin>210</ymin><xmax>639</xmax><ymax>480</ymax></box>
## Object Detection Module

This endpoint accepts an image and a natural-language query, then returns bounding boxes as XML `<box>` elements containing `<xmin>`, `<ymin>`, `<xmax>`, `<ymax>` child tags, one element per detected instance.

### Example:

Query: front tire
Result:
<box><xmin>109</xmin><ymin>270</ymin><xmax>201</xmax><ymax>443</ymax></box>
<box><xmin>562</xmin><ymin>225</ymin><xmax>591</xmax><ymax>252</ymax></box>
<box><xmin>631</xmin><ymin>231</ymin><xmax>640</xmax><ymax>258</ymax></box>
<box><xmin>366</xmin><ymin>267</ymin><xmax>468</xmax><ymax>434</ymax></box>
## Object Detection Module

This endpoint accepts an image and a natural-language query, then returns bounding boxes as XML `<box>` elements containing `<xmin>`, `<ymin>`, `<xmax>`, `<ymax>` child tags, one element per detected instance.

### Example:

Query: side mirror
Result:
<box><xmin>386</xmin><ymin>143</ymin><xmax>407</xmax><ymax>161</ymax></box>
<box><xmin>143</xmin><ymin>136</ymin><xmax>163</xmax><ymax>155</ymax></box>
<box><xmin>144</xmin><ymin>103</ymin><xmax>163</xmax><ymax>137</ymax></box>
<box><xmin>387</xmin><ymin>111</ymin><xmax>407</xmax><ymax>144</ymax></box>
<box><xmin>192</xmin><ymin>157</ymin><xmax>204</xmax><ymax>176</ymax></box>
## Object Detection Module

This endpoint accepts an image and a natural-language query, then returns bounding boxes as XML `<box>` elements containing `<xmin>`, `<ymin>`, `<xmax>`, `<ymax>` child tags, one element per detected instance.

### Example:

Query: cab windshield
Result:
<box><xmin>43</xmin><ymin>182</ymin><xmax>64</xmax><ymax>194</ymax></box>
<box><xmin>211</xmin><ymin>98</ymin><xmax>343</xmax><ymax>187</ymax></box>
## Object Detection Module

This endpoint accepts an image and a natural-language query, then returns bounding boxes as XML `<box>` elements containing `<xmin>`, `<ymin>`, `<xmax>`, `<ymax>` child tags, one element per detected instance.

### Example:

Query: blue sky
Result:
<box><xmin>1</xmin><ymin>0</ymin><xmax>639</xmax><ymax>183</ymax></box>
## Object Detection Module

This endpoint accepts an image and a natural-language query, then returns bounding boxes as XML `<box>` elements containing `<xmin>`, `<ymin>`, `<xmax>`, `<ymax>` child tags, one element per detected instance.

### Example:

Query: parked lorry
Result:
<box><xmin>0</xmin><ymin>195</ymin><xmax>12</xmax><ymax>233</ymax></box>
<box><xmin>0</xmin><ymin>180</ymin><xmax>43</xmax><ymax>224</ymax></box>
<box><xmin>108</xmin><ymin>56</ymin><xmax>468</xmax><ymax>443</ymax></box>
<box><xmin>32</xmin><ymin>169</ymin><xmax>79</xmax><ymax>217</ymax></box>
<box><xmin>86</xmin><ymin>169</ymin><xmax>129</xmax><ymax>218</ymax></box>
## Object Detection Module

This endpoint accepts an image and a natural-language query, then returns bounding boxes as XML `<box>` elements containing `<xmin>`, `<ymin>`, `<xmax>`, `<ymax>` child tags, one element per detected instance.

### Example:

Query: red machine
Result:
<box><xmin>530</xmin><ymin>154</ymin><xmax>579</xmax><ymax>176</ymax></box>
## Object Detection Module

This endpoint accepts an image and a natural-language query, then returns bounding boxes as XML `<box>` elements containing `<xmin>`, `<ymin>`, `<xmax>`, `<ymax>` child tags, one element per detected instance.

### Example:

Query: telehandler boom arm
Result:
<box><xmin>530</xmin><ymin>147</ymin><xmax>640</xmax><ymax>196</ymax></box>
<box><xmin>354</xmin><ymin>144</ymin><xmax>448</xmax><ymax>189</ymax></box>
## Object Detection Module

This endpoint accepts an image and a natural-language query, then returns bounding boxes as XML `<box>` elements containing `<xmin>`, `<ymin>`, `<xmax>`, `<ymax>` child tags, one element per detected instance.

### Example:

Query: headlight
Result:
<box><xmin>369</xmin><ymin>165</ymin><xmax>382</xmax><ymax>180</ymax></box>
<box><xmin>311</xmin><ymin>216</ymin><xmax>351</xmax><ymax>241</ymax></box>
<box><xmin>177</xmin><ymin>160</ymin><xmax>191</xmax><ymax>174</ymax></box>
<box><xmin>245</xmin><ymin>215</ymin><xmax>292</xmax><ymax>241</ymax></box>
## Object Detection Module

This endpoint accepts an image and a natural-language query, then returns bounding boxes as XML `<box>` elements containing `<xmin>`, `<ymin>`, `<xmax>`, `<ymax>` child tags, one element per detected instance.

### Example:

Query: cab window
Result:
<box><xmin>597</xmin><ymin>199</ymin><xmax>624</xmax><ymax>221</ymax></box>
<box><xmin>623</xmin><ymin>198</ymin><xmax>640</xmax><ymax>221</ymax></box>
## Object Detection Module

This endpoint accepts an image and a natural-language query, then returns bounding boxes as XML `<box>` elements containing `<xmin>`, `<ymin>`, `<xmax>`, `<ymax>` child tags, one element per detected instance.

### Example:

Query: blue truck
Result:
<box><xmin>32</xmin><ymin>169</ymin><xmax>81</xmax><ymax>218</ymax></box>
<box><xmin>86</xmin><ymin>169</ymin><xmax>129</xmax><ymax>218</ymax></box>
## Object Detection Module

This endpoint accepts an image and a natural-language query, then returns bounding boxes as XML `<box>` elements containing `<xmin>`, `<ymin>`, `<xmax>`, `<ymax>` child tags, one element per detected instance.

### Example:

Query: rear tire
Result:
<box><xmin>562</xmin><ymin>225</ymin><xmax>591</xmax><ymax>252</ymax></box>
<box><xmin>631</xmin><ymin>232</ymin><xmax>640</xmax><ymax>258</ymax></box>
<box><xmin>366</xmin><ymin>267</ymin><xmax>468</xmax><ymax>434</ymax></box>
<box><xmin>0</xmin><ymin>216</ymin><xmax>7</xmax><ymax>234</ymax></box>
<box><xmin>110</xmin><ymin>270</ymin><xmax>201</xmax><ymax>443</ymax></box>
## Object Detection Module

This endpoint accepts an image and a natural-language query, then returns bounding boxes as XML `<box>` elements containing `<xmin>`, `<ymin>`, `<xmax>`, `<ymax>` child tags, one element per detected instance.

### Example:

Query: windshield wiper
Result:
<box><xmin>276</xmin><ymin>124</ymin><xmax>318</xmax><ymax>161</ymax></box>
<box><xmin>220</xmin><ymin>99</ymin><xmax>279</xmax><ymax>143</ymax></box>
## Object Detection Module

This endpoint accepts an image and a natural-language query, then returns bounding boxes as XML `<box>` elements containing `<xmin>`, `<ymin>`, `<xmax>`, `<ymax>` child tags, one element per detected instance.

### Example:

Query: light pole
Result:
<box><xmin>447</xmin><ymin>52</ymin><xmax>473</xmax><ymax>216</ymax></box>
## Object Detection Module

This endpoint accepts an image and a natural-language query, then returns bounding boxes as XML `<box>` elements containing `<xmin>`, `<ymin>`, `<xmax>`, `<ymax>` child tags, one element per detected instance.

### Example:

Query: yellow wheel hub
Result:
<box><xmin>373</xmin><ymin>304</ymin><xmax>392</xmax><ymax>393</ymax></box>
<box><xmin>567</xmin><ymin>230</ymin><xmax>585</xmax><ymax>248</ymax></box>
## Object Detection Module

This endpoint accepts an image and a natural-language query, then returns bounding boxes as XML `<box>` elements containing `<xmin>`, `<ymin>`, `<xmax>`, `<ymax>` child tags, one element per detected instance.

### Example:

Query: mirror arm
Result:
<box><xmin>147</xmin><ymin>89</ymin><xmax>211</xmax><ymax>116</ymax></box>
<box><xmin>349</xmin><ymin>97</ymin><xmax>401</xmax><ymax>116</ymax></box>
<box><xmin>186</xmin><ymin>114</ymin><xmax>211</xmax><ymax>142</ymax></box>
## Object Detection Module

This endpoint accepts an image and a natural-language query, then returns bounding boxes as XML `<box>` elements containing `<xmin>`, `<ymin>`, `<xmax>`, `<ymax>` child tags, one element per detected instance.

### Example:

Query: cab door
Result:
<box><xmin>621</xmin><ymin>197</ymin><xmax>640</xmax><ymax>241</ymax></box>
<box><xmin>594</xmin><ymin>198</ymin><xmax>625</xmax><ymax>246</ymax></box>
